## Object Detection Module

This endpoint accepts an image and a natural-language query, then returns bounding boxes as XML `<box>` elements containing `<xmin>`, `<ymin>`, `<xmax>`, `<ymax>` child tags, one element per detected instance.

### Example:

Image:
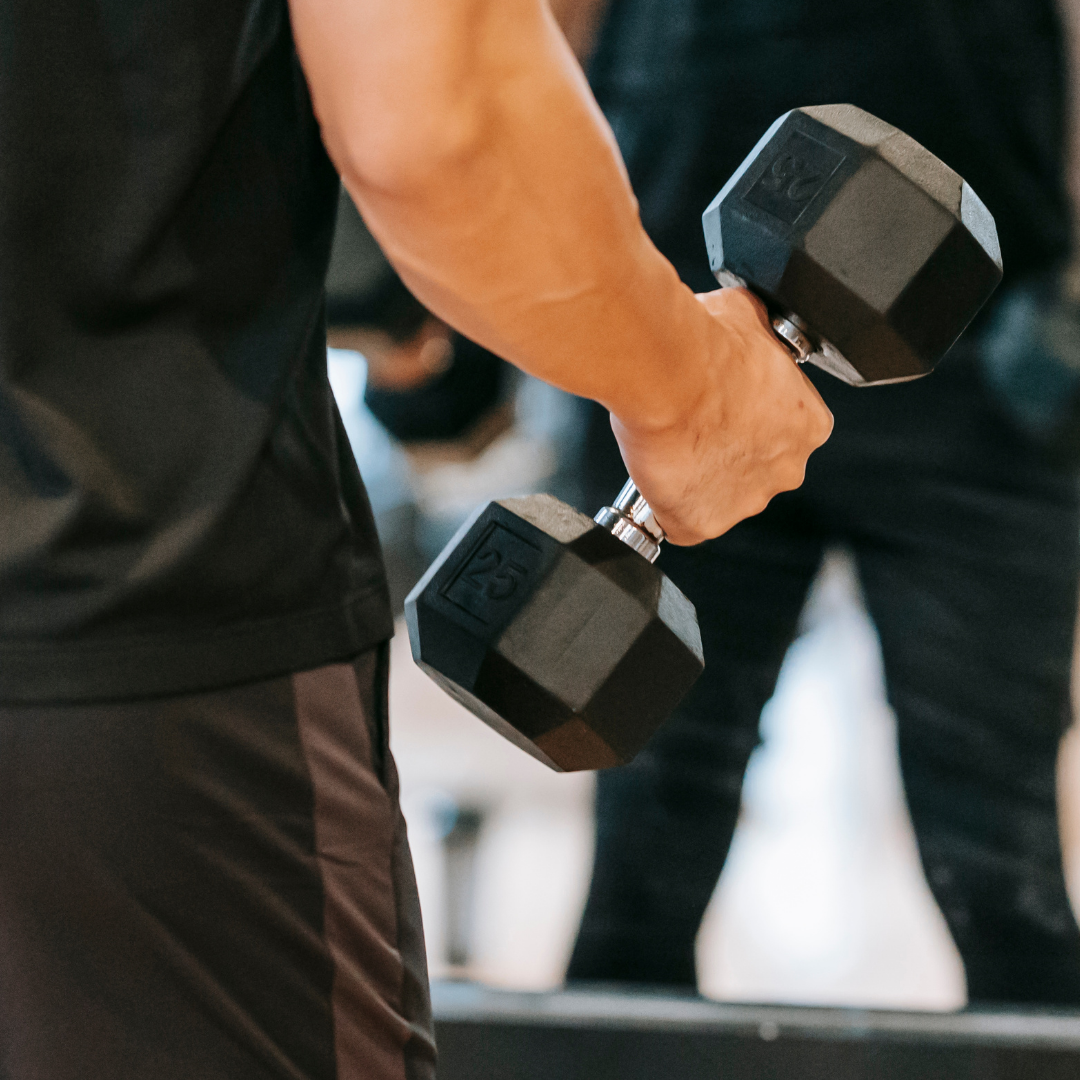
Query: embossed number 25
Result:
<box><xmin>760</xmin><ymin>153</ymin><xmax>822</xmax><ymax>203</ymax></box>
<box><xmin>463</xmin><ymin>548</ymin><xmax>528</xmax><ymax>600</ymax></box>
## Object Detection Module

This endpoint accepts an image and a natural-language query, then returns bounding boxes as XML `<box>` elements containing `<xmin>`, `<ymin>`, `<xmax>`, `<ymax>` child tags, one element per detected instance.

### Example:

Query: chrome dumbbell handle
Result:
<box><xmin>770</xmin><ymin>313</ymin><xmax>814</xmax><ymax>361</ymax></box>
<box><xmin>594</xmin><ymin>478</ymin><xmax>666</xmax><ymax>563</ymax></box>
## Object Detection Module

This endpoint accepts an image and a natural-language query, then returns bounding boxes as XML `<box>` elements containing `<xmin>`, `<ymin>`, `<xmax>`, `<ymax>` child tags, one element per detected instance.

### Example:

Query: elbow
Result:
<box><xmin>325</xmin><ymin>93</ymin><xmax>489</xmax><ymax>199</ymax></box>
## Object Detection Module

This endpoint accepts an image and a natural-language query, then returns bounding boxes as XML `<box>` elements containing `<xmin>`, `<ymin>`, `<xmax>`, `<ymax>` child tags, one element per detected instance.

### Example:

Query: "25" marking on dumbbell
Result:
<box><xmin>461</xmin><ymin>547</ymin><xmax>528</xmax><ymax>600</ymax></box>
<box><xmin>443</xmin><ymin>523</ymin><xmax>543</xmax><ymax>623</ymax></box>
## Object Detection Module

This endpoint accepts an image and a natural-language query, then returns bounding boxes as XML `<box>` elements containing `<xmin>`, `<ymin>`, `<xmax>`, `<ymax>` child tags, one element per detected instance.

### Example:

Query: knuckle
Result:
<box><xmin>776</xmin><ymin>458</ymin><xmax>806</xmax><ymax>493</ymax></box>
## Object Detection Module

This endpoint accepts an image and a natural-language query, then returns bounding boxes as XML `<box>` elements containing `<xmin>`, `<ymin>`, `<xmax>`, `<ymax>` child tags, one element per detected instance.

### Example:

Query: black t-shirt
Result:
<box><xmin>0</xmin><ymin>0</ymin><xmax>392</xmax><ymax>702</ymax></box>
<box><xmin>589</xmin><ymin>0</ymin><xmax>1071</xmax><ymax>292</ymax></box>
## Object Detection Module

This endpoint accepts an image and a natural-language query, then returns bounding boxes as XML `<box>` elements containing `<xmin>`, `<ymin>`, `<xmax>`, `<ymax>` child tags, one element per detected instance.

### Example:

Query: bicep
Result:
<box><xmin>287</xmin><ymin>0</ymin><xmax>496</xmax><ymax>187</ymax></box>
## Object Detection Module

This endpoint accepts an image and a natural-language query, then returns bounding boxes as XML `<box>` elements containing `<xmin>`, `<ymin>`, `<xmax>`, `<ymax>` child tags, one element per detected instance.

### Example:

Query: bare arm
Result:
<box><xmin>290</xmin><ymin>0</ymin><xmax>705</xmax><ymax>429</ymax></box>
<box><xmin>288</xmin><ymin>0</ymin><xmax>831</xmax><ymax>542</ymax></box>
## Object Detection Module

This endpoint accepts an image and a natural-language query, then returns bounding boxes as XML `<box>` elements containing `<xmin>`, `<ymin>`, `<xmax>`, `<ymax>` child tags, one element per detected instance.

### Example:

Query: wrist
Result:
<box><xmin>605</xmin><ymin>264</ymin><xmax>723</xmax><ymax>437</ymax></box>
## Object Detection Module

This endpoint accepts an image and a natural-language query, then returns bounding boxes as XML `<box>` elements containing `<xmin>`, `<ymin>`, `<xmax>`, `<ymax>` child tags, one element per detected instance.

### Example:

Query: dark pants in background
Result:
<box><xmin>0</xmin><ymin>647</ymin><xmax>436</xmax><ymax>1080</ymax></box>
<box><xmin>569</xmin><ymin>350</ymin><xmax>1080</xmax><ymax>1006</ymax></box>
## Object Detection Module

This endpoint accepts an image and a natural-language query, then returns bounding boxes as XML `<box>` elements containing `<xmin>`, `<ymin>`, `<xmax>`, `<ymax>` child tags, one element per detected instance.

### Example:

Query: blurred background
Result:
<box><xmin>328</xmin><ymin>344</ymin><xmax>1080</xmax><ymax>1011</ymax></box>
<box><xmin>319</xmin><ymin>0</ymin><xmax>1080</xmax><ymax>1022</ymax></box>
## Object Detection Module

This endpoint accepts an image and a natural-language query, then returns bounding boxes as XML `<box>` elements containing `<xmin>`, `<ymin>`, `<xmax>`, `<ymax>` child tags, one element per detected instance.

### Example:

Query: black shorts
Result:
<box><xmin>0</xmin><ymin>645</ymin><xmax>435</xmax><ymax>1079</ymax></box>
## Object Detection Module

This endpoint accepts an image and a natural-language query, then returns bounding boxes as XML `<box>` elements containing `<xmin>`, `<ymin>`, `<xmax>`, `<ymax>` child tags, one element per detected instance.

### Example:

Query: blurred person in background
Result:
<box><xmin>565</xmin><ymin>0</ymin><xmax>1080</xmax><ymax>1006</ymax></box>
<box><xmin>344</xmin><ymin>0</ymin><xmax>1080</xmax><ymax>1007</ymax></box>
<box><xmin>326</xmin><ymin>193</ymin><xmax>513</xmax><ymax>456</ymax></box>
<box><xmin>0</xmin><ymin>1</ymin><xmax>831</xmax><ymax>1078</ymax></box>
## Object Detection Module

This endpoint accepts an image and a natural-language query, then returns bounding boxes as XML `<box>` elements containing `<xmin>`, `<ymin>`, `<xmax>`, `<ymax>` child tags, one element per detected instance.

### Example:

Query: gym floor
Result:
<box><xmin>330</xmin><ymin>348</ymin><xmax>1080</xmax><ymax>1010</ymax></box>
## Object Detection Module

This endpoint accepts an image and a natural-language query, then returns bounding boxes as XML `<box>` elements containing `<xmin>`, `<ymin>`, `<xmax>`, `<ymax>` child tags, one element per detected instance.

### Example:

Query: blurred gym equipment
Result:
<box><xmin>432</xmin><ymin>982</ymin><xmax>1080</xmax><ymax>1080</ymax></box>
<box><xmin>432</xmin><ymin>799</ymin><xmax>487</xmax><ymax>972</ymax></box>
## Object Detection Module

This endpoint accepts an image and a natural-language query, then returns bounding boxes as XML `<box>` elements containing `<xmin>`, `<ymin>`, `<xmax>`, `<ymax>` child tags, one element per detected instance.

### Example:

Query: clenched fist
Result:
<box><xmin>612</xmin><ymin>288</ymin><xmax>833</xmax><ymax>546</ymax></box>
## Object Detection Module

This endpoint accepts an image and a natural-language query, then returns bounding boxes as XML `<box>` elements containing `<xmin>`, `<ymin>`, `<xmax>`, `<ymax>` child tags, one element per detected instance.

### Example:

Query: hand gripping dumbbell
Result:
<box><xmin>405</xmin><ymin>104</ymin><xmax>1003</xmax><ymax>772</ymax></box>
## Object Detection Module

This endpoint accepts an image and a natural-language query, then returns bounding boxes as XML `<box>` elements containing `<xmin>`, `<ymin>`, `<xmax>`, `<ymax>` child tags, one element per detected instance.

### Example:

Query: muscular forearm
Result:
<box><xmin>290</xmin><ymin>0</ymin><xmax>831</xmax><ymax>543</ymax></box>
<box><xmin>290</xmin><ymin>0</ymin><xmax>711</xmax><ymax>433</ymax></box>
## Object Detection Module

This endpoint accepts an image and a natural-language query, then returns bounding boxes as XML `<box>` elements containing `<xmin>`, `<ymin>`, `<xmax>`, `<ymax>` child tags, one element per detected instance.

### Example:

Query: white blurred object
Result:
<box><xmin>402</xmin><ymin>376</ymin><xmax>568</xmax><ymax>526</ymax></box>
<box><xmin>330</xmin><ymin>347</ymin><xmax>568</xmax><ymax>551</ymax></box>
<box><xmin>404</xmin><ymin>428</ymin><xmax>556</xmax><ymax>524</ymax></box>
<box><xmin>389</xmin><ymin>621</ymin><xmax>594</xmax><ymax>989</ymax></box>
<box><xmin>327</xmin><ymin>347</ymin><xmax>412</xmax><ymax>514</ymax></box>
<box><xmin>697</xmin><ymin>552</ymin><xmax>966</xmax><ymax>1009</ymax></box>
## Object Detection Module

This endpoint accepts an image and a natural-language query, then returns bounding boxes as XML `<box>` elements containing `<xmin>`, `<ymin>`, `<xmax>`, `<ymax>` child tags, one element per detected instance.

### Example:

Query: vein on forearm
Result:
<box><xmin>293</xmin><ymin>0</ymin><xmax>708</xmax><ymax>429</ymax></box>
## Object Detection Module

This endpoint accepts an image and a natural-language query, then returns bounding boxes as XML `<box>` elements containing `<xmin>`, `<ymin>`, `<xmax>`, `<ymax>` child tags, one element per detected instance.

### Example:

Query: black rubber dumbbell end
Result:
<box><xmin>702</xmin><ymin>103</ymin><xmax>1003</xmax><ymax>385</ymax></box>
<box><xmin>404</xmin><ymin>495</ymin><xmax>704</xmax><ymax>772</ymax></box>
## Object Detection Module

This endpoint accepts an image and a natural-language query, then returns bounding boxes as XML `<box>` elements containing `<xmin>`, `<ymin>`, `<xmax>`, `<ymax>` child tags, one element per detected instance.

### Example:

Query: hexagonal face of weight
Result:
<box><xmin>404</xmin><ymin>495</ymin><xmax>704</xmax><ymax>772</ymax></box>
<box><xmin>702</xmin><ymin>104</ymin><xmax>1003</xmax><ymax>385</ymax></box>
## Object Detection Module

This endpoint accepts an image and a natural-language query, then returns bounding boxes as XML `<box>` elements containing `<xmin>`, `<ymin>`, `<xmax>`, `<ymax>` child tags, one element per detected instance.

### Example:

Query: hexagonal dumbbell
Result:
<box><xmin>703</xmin><ymin>103</ymin><xmax>1003</xmax><ymax>385</ymax></box>
<box><xmin>406</xmin><ymin>104</ymin><xmax>1002</xmax><ymax>773</ymax></box>
<box><xmin>406</xmin><ymin>490</ymin><xmax>702</xmax><ymax>772</ymax></box>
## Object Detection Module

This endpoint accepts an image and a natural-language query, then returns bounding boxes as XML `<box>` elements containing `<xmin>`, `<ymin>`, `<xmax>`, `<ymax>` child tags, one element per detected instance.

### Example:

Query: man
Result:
<box><xmin>566</xmin><ymin>0</ymin><xmax>1080</xmax><ymax>1006</ymax></box>
<box><xmin>0</xmin><ymin>1</ymin><xmax>829</xmax><ymax>1078</ymax></box>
